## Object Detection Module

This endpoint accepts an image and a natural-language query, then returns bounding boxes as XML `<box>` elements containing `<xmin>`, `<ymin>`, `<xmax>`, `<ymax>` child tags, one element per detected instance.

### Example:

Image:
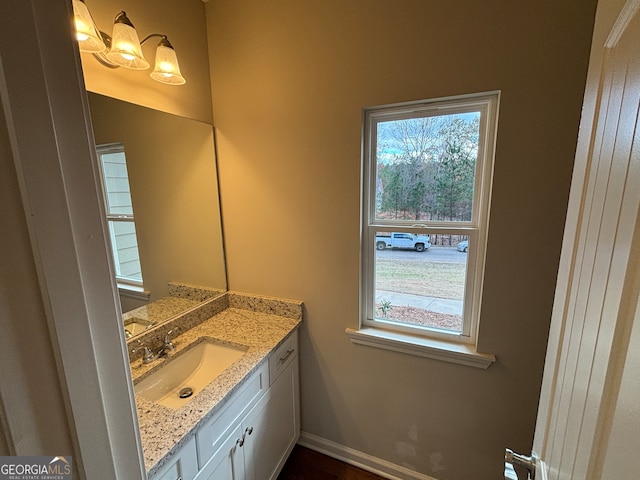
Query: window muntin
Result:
<box><xmin>97</xmin><ymin>144</ymin><xmax>143</xmax><ymax>286</ymax></box>
<box><xmin>361</xmin><ymin>93</ymin><xmax>498</xmax><ymax>343</ymax></box>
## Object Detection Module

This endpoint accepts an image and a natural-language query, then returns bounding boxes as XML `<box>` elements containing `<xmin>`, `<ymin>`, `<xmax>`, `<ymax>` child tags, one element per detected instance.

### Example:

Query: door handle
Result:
<box><xmin>505</xmin><ymin>448</ymin><xmax>536</xmax><ymax>479</ymax></box>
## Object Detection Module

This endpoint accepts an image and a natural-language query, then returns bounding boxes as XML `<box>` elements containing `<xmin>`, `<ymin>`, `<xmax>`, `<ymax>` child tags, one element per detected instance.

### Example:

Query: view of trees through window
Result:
<box><xmin>372</xmin><ymin>112</ymin><xmax>481</xmax><ymax>334</ymax></box>
<box><xmin>375</xmin><ymin>112</ymin><xmax>479</xmax><ymax>224</ymax></box>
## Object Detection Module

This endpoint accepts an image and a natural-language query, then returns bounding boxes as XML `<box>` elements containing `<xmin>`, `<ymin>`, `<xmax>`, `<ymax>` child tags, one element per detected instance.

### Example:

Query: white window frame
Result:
<box><xmin>96</xmin><ymin>143</ymin><xmax>144</xmax><ymax>290</ymax></box>
<box><xmin>349</xmin><ymin>92</ymin><xmax>499</xmax><ymax>368</ymax></box>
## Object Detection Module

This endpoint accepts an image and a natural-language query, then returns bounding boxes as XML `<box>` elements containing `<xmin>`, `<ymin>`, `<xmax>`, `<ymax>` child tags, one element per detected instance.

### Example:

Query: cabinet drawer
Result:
<box><xmin>150</xmin><ymin>435</ymin><xmax>198</xmax><ymax>480</ymax></box>
<box><xmin>269</xmin><ymin>329</ymin><xmax>298</xmax><ymax>385</ymax></box>
<box><xmin>195</xmin><ymin>362</ymin><xmax>268</xmax><ymax>468</ymax></box>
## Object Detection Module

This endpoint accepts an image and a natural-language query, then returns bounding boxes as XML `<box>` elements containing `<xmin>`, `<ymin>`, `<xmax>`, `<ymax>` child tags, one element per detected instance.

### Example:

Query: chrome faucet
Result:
<box><xmin>132</xmin><ymin>331</ymin><xmax>176</xmax><ymax>364</ymax></box>
<box><xmin>132</xmin><ymin>341</ymin><xmax>159</xmax><ymax>364</ymax></box>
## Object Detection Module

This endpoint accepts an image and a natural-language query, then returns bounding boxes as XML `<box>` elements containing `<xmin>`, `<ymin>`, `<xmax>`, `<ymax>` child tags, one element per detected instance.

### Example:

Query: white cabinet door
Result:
<box><xmin>195</xmin><ymin>363</ymin><xmax>268</xmax><ymax>469</ymax></box>
<box><xmin>186</xmin><ymin>330</ymin><xmax>300</xmax><ymax>480</ymax></box>
<box><xmin>194</xmin><ymin>359</ymin><xmax>299</xmax><ymax>480</ymax></box>
<box><xmin>195</xmin><ymin>424</ymin><xmax>245</xmax><ymax>480</ymax></box>
<box><xmin>151</xmin><ymin>436</ymin><xmax>199</xmax><ymax>480</ymax></box>
<box><xmin>243</xmin><ymin>359</ymin><xmax>300</xmax><ymax>480</ymax></box>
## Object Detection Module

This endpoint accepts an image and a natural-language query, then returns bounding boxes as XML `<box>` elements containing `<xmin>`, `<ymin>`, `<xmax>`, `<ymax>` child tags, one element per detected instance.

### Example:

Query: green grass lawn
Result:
<box><xmin>375</xmin><ymin>257</ymin><xmax>466</xmax><ymax>300</ymax></box>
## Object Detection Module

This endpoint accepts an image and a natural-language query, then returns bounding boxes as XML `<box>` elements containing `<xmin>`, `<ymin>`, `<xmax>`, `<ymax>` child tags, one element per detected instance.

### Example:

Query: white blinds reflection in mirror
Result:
<box><xmin>97</xmin><ymin>143</ymin><xmax>143</xmax><ymax>286</ymax></box>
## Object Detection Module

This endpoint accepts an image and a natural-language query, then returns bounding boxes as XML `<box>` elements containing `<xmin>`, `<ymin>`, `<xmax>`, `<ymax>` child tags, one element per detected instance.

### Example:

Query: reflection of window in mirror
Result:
<box><xmin>96</xmin><ymin>144</ymin><xmax>144</xmax><ymax>290</ymax></box>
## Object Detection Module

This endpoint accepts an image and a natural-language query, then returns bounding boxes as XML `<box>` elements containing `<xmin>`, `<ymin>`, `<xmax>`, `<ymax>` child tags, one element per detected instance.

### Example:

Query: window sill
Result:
<box><xmin>117</xmin><ymin>283</ymin><xmax>150</xmax><ymax>301</ymax></box>
<box><xmin>345</xmin><ymin>327</ymin><xmax>496</xmax><ymax>369</ymax></box>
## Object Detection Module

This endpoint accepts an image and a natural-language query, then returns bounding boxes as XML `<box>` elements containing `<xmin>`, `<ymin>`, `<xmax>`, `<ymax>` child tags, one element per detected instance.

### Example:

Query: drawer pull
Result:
<box><xmin>279</xmin><ymin>349</ymin><xmax>295</xmax><ymax>364</ymax></box>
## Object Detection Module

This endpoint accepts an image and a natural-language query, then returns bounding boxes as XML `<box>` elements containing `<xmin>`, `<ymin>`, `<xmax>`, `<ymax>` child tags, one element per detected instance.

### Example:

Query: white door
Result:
<box><xmin>511</xmin><ymin>0</ymin><xmax>640</xmax><ymax>479</ymax></box>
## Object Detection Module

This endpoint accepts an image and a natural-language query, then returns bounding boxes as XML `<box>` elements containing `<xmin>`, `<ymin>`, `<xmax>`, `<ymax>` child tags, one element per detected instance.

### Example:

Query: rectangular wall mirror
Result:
<box><xmin>87</xmin><ymin>92</ymin><xmax>227</xmax><ymax>332</ymax></box>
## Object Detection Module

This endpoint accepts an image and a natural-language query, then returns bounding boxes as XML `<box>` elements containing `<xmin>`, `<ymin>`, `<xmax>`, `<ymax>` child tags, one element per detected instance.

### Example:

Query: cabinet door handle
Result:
<box><xmin>279</xmin><ymin>349</ymin><xmax>295</xmax><ymax>364</ymax></box>
<box><xmin>236</xmin><ymin>426</ymin><xmax>255</xmax><ymax>447</ymax></box>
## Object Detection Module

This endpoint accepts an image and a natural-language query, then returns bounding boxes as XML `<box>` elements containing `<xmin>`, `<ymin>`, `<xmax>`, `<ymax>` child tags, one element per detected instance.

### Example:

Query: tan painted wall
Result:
<box><xmin>80</xmin><ymin>0</ymin><xmax>213</xmax><ymax>124</ymax></box>
<box><xmin>206</xmin><ymin>1</ymin><xmax>598</xmax><ymax>479</ymax></box>
<box><xmin>88</xmin><ymin>93</ymin><xmax>226</xmax><ymax>303</ymax></box>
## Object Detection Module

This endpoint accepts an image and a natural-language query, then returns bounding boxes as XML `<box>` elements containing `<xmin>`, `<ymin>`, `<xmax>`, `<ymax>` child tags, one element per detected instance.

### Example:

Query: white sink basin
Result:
<box><xmin>124</xmin><ymin>318</ymin><xmax>154</xmax><ymax>337</ymax></box>
<box><xmin>134</xmin><ymin>339</ymin><xmax>246</xmax><ymax>409</ymax></box>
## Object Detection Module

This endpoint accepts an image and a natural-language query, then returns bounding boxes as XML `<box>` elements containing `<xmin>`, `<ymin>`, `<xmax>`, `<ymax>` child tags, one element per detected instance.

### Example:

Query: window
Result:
<box><xmin>96</xmin><ymin>144</ymin><xmax>144</xmax><ymax>288</ymax></box>
<box><xmin>357</xmin><ymin>92</ymin><xmax>499</xmax><ymax>356</ymax></box>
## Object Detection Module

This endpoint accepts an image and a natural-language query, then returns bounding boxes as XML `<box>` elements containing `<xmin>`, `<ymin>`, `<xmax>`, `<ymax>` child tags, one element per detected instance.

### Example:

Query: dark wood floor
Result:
<box><xmin>278</xmin><ymin>445</ymin><xmax>386</xmax><ymax>480</ymax></box>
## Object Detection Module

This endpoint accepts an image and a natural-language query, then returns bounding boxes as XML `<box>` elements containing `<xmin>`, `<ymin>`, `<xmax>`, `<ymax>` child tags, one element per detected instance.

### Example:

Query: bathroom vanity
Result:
<box><xmin>127</xmin><ymin>292</ymin><xmax>302</xmax><ymax>480</ymax></box>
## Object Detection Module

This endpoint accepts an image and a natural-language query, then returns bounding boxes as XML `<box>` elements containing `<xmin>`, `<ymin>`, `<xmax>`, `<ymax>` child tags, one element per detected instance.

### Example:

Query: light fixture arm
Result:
<box><xmin>140</xmin><ymin>34</ymin><xmax>173</xmax><ymax>49</ymax></box>
<box><xmin>92</xmin><ymin>32</ymin><xmax>119</xmax><ymax>69</ymax></box>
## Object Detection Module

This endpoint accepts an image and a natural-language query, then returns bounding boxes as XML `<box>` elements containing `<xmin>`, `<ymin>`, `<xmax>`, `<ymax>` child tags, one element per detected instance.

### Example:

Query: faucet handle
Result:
<box><xmin>131</xmin><ymin>339</ymin><xmax>145</xmax><ymax>354</ymax></box>
<box><xmin>132</xmin><ymin>340</ymin><xmax>158</xmax><ymax>364</ymax></box>
<box><xmin>164</xmin><ymin>330</ymin><xmax>176</xmax><ymax>352</ymax></box>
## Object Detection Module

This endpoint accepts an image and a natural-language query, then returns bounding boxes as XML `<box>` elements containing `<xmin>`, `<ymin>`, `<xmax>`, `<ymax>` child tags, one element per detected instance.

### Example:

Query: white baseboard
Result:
<box><xmin>298</xmin><ymin>431</ymin><xmax>438</xmax><ymax>480</ymax></box>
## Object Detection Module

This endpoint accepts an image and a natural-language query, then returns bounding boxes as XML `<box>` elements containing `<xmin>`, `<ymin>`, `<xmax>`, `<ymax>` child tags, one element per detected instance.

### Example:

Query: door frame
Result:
<box><xmin>0</xmin><ymin>0</ymin><xmax>146</xmax><ymax>478</ymax></box>
<box><xmin>532</xmin><ymin>0</ymin><xmax>640</xmax><ymax>478</ymax></box>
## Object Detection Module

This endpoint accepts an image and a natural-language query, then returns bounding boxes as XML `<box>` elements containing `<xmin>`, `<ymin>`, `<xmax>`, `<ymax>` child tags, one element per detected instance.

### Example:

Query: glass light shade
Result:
<box><xmin>150</xmin><ymin>45</ymin><xmax>186</xmax><ymax>85</ymax></box>
<box><xmin>72</xmin><ymin>0</ymin><xmax>106</xmax><ymax>53</ymax></box>
<box><xmin>106</xmin><ymin>21</ymin><xmax>149</xmax><ymax>70</ymax></box>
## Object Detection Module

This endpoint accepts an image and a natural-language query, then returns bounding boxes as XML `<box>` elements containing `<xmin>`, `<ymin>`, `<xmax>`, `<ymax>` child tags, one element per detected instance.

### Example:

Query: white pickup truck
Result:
<box><xmin>376</xmin><ymin>233</ymin><xmax>431</xmax><ymax>252</ymax></box>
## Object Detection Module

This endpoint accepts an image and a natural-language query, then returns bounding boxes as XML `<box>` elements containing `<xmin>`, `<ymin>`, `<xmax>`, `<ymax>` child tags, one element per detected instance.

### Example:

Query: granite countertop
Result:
<box><xmin>124</xmin><ymin>296</ymin><xmax>200</xmax><ymax>324</ymax></box>
<box><xmin>129</xmin><ymin>292</ymin><xmax>302</xmax><ymax>476</ymax></box>
<box><xmin>122</xmin><ymin>282</ymin><xmax>224</xmax><ymax>327</ymax></box>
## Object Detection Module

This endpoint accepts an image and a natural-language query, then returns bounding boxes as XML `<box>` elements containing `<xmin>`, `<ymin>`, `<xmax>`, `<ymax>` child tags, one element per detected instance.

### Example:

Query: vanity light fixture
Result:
<box><xmin>72</xmin><ymin>0</ymin><xmax>186</xmax><ymax>85</ymax></box>
<box><xmin>72</xmin><ymin>0</ymin><xmax>107</xmax><ymax>53</ymax></box>
<box><xmin>105</xmin><ymin>11</ymin><xmax>149</xmax><ymax>70</ymax></box>
<box><xmin>149</xmin><ymin>35</ymin><xmax>185</xmax><ymax>85</ymax></box>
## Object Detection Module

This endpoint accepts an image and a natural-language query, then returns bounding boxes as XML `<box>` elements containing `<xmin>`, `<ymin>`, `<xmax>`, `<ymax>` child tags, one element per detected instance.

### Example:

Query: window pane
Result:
<box><xmin>373</xmin><ymin>232</ymin><xmax>468</xmax><ymax>333</ymax></box>
<box><xmin>98</xmin><ymin>144</ymin><xmax>144</xmax><ymax>286</ymax></box>
<box><xmin>101</xmin><ymin>150</ymin><xmax>134</xmax><ymax>216</ymax></box>
<box><xmin>375</xmin><ymin>112</ymin><xmax>480</xmax><ymax>222</ymax></box>
<box><xmin>108</xmin><ymin>220</ymin><xmax>142</xmax><ymax>283</ymax></box>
